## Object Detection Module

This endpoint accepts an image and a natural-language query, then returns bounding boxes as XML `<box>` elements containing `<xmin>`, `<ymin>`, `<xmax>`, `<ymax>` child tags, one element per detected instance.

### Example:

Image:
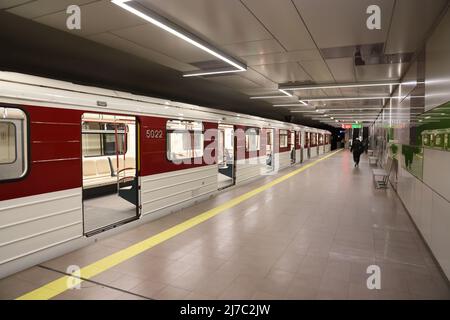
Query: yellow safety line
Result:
<box><xmin>16</xmin><ymin>149</ymin><xmax>342</xmax><ymax>300</ymax></box>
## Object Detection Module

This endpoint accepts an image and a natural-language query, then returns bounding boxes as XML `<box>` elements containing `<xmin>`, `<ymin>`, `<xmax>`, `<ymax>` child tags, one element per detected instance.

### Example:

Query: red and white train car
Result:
<box><xmin>0</xmin><ymin>72</ymin><xmax>331</xmax><ymax>278</ymax></box>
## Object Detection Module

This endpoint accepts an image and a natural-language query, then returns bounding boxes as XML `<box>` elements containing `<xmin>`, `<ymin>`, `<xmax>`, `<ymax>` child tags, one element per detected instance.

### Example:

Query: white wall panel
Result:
<box><xmin>423</xmin><ymin>148</ymin><xmax>450</xmax><ymax>202</ymax></box>
<box><xmin>430</xmin><ymin>193</ymin><xmax>450</xmax><ymax>278</ymax></box>
<box><xmin>396</xmin><ymin>159</ymin><xmax>450</xmax><ymax>279</ymax></box>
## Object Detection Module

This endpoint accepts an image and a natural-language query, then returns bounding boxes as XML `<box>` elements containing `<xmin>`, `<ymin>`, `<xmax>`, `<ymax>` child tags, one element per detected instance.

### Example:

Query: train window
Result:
<box><xmin>82</xmin><ymin>122</ymin><xmax>127</xmax><ymax>157</ymax></box>
<box><xmin>279</xmin><ymin>130</ymin><xmax>288</xmax><ymax>148</ymax></box>
<box><xmin>0</xmin><ymin>107</ymin><xmax>28</xmax><ymax>181</ymax></box>
<box><xmin>318</xmin><ymin>134</ymin><xmax>323</xmax><ymax>145</ymax></box>
<box><xmin>266</xmin><ymin>131</ymin><xmax>272</xmax><ymax>145</ymax></box>
<box><xmin>166</xmin><ymin>120</ymin><xmax>204</xmax><ymax>161</ymax></box>
<box><xmin>245</xmin><ymin>128</ymin><xmax>260</xmax><ymax>152</ymax></box>
<box><xmin>0</xmin><ymin>122</ymin><xmax>16</xmax><ymax>164</ymax></box>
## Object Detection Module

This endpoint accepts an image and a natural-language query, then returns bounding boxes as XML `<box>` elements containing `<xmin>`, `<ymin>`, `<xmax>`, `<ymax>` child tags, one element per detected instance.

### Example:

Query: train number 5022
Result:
<box><xmin>146</xmin><ymin>129</ymin><xmax>163</xmax><ymax>139</ymax></box>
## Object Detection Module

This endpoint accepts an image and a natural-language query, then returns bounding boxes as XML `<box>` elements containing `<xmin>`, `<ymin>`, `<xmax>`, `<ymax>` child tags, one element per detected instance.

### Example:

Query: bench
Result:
<box><xmin>83</xmin><ymin>158</ymin><xmax>117</xmax><ymax>189</ymax></box>
<box><xmin>83</xmin><ymin>156</ymin><xmax>136</xmax><ymax>189</ymax></box>
<box><xmin>372</xmin><ymin>157</ymin><xmax>393</xmax><ymax>189</ymax></box>
<box><xmin>368</xmin><ymin>150</ymin><xmax>379</xmax><ymax>165</ymax></box>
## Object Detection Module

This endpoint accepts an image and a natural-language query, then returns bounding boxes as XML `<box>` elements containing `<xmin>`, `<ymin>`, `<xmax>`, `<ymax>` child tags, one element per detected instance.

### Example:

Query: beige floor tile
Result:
<box><xmin>153</xmin><ymin>285</ymin><xmax>191</xmax><ymax>300</ymax></box>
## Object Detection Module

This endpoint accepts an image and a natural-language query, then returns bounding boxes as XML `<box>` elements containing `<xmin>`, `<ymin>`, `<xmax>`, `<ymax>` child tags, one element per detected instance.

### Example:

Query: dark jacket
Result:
<box><xmin>351</xmin><ymin>140</ymin><xmax>363</xmax><ymax>155</ymax></box>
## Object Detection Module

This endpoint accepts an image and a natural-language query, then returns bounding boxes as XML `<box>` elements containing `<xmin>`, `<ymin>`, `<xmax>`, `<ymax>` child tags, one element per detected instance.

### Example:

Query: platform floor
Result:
<box><xmin>1</xmin><ymin>150</ymin><xmax>449</xmax><ymax>300</ymax></box>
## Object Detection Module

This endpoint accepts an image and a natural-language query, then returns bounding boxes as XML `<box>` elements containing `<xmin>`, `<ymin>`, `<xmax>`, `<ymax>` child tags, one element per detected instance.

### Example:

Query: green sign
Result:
<box><xmin>352</xmin><ymin>124</ymin><xmax>362</xmax><ymax>129</ymax></box>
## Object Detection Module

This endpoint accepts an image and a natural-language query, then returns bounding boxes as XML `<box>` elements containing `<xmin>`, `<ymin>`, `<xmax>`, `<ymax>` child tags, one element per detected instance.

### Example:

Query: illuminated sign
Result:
<box><xmin>352</xmin><ymin>124</ymin><xmax>362</xmax><ymax>129</ymax></box>
<box><xmin>342</xmin><ymin>124</ymin><xmax>352</xmax><ymax>129</ymax></box>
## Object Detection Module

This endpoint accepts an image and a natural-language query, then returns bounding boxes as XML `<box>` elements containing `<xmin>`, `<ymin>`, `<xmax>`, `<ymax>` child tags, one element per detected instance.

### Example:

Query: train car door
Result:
<box><xmin>290</xmin><ymin>131</ymin><xmax>296</xmax><ymax>164</ymax></box>
<box><xmin>265</xmin><ymin>128</ymin><xmax>274</xmax><ymax>172</ymax></box>
<box><xmin>217</xmin><ymin>124</ymin><xmax>235</xmax><ymax>189</ymax></box>
<box><xmin>306</xmin><ymin>132</ymin><xmax>311</xmax><ymax>159</ymax></box>
<box><xmin>81</xmin><ymin>113</ymin><xmax>139</xmax><ymax>235</ymax></box>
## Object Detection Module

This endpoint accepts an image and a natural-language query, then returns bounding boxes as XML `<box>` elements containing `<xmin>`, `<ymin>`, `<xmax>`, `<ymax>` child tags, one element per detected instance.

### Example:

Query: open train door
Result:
<box><xmin>217</xmin><ymin>124</ymin><xmax>235</xmax><ymax>189</ymax></box>
<box><xmin>81</xmin><ymin>113</ymin><xmax>139</xmax><ymax>236</ymax></box>
<box><xmin>290</xmin><ymin>131</ymin><xmax>296</xmax><ymax>164</ymax></box>
<box><xmin>265</xmin><ymin>128</ymin><xmax>275</xmax><ymax>172</ymax></box>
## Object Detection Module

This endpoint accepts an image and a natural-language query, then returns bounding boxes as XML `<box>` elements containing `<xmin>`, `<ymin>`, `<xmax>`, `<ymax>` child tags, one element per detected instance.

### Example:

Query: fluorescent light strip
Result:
<box><xmin>303</xmin><ymin>96</ymin><xmax>392</xmax><ymax>102</ymax></box>
<box><xmin>279</xmin><ymin>89</ymin><xmax>293</xmax><ymax>97</ymax></box>
<box><xmin>290</xmin><ymin>110</ymin><xmax>321</xmax><ymax>113</ymax></box>
<box><xmin>316</xmin><ymin>107</ymin><xmax>424</xmax><ymax>111</ymax></box>
<box><xmin>250</xmin><ymin>89</ymin><xmax>294</xmax><ymax>99</ymax></box>
<box><xmin>308</xmin><ymin>96</ymin><xmax>425</xmax><ymax>102</ymax></box>
<box><xmin>279</xmin><ymin>82</ymin><xmax>400</xmax><ymax>91</ymax></box>
<box><xmin>273</xmin><ymin>104</ymin><xmax>312</xmax><ymax>107</ymax></box>
<box><xmin>183</xmin><ymin>69</ymin><xmax>244</xmax><ymax>77</ymax></box>
<box><xmin>250</xmin><ymin>95</ymin><xmax>287</xmax><ymax>99</ymax></box>
<box><xmin>112</xmin><ymin>0</ymin><xmax>246</xmax><ymax>76</ymax></box>
<box><xmin>279</xmin><ymin>81</ymin><xmax>424</xmax><ymax>91</ymax></box>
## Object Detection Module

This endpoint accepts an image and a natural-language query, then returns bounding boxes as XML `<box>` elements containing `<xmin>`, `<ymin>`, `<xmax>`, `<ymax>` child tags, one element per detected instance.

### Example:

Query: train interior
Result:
<box><xmin>217</xmin><ymin>124</ymin><xmax>235</xmax><ymax>189</ymax></box>
<box><xmin>265</xmin><ymin>129</ymin><xmax>274</xmax><ymax>172</ymax></box>
<box><xmin>81</xmin><ymin>113</ymin><xmax>138</xmax><ymax>235</ymax></box>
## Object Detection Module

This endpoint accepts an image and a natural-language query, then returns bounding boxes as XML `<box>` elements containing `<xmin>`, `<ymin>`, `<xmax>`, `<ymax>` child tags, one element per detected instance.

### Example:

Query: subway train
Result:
<box><xmin>0</xmin><ymin>72</ymin><xmax>331</xmax><ymax>278</ymax></box>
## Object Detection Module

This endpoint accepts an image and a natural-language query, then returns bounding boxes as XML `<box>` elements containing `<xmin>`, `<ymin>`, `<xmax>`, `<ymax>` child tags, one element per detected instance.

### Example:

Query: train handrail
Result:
<box><xmin>116</xmin><ymin>167</ymin><xmax>136</xmax><ymax>192</ymax></box>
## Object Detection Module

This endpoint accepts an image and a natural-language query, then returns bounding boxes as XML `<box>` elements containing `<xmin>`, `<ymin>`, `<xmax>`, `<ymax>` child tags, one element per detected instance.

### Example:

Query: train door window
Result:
<box><xmin>81</xmin><ymin>113</ymin><xmax>139</xmax><ymax>236</ymax></box>
<box><xmin>167</xmin><ymin>120</ymin><xmax>203</xmax><ymax>161</ymax></box>
<box><xmin>0</xmin><ymin>107</ymin><xmax>28</xmax><ymax>181</ymax></box>
<box><xmin>217</xmin><ymin>124</ymin><xmax>235</xmax><ymax>190</ymax></box>
<box><xmin>245</xmin><ymin>128</ymin><xmax>260</xmax><ymax>152</ymax></box>
<box><xmin>279</xmin><ymin>130</ymin><xmax>288</xmax><ymax>148</ymax></box>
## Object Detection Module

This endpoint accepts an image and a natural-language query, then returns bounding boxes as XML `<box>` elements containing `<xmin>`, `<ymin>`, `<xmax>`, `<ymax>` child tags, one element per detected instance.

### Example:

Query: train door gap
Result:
<box><xmin>307</xmin><ymin>132</ymin><xmax>311</xmax><ymax>159</ymax></box>
<box><xmin>81</xmin><ymin>113</ymin><xmax>139</xmax><ymax>235</ymax></box>
<box><xmin>299</xmin><ymin>131</ymin><xmax>304</xmax><ymax>163</ymax></box>
<box><xmin>265</xmin><ymin>128</ymin><xmax>274</xmax><ymax>172</ymax></box>
<box><xmin>290</xmin><ymin>131</ymin><xmax>296</xmax><ymax>164</ymax></box>
<box><xmin>217</xmin><ymin>124</ymin><xmax>235</xmax><ymax>190</ymax></box>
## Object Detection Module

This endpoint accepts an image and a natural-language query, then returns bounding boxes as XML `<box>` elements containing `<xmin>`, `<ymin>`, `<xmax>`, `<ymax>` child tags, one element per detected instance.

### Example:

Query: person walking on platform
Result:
<box><xmin>350</xmin><ymin>138</ymin><xmax>363</xmax><ymax>167</ymax></box>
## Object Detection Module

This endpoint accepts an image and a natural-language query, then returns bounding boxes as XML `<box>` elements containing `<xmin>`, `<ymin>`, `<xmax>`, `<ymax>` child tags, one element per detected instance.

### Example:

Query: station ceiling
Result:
<box><xmin>1</xmin><ymin>0</ymin><xmax>449</xmax><ymax>128</ymax></box>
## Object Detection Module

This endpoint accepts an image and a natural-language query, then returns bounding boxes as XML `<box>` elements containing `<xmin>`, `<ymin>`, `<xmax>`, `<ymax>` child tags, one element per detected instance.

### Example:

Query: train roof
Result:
<box><xmin>0</xmin><ymin>71</ymin><xmax>330</xmax><ymax>134</ymax></box>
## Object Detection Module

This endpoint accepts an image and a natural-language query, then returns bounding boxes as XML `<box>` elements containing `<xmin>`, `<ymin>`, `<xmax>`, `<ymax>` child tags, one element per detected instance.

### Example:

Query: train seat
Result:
<box><xmin>109</xmin><ymin>156</ymin><xmax>136</xmax><ymax>178</ymax></box>
<box><xmin>82</xmin><ymin>158</ymin><xmax>116</xmax><ymax>188</ymax></box>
